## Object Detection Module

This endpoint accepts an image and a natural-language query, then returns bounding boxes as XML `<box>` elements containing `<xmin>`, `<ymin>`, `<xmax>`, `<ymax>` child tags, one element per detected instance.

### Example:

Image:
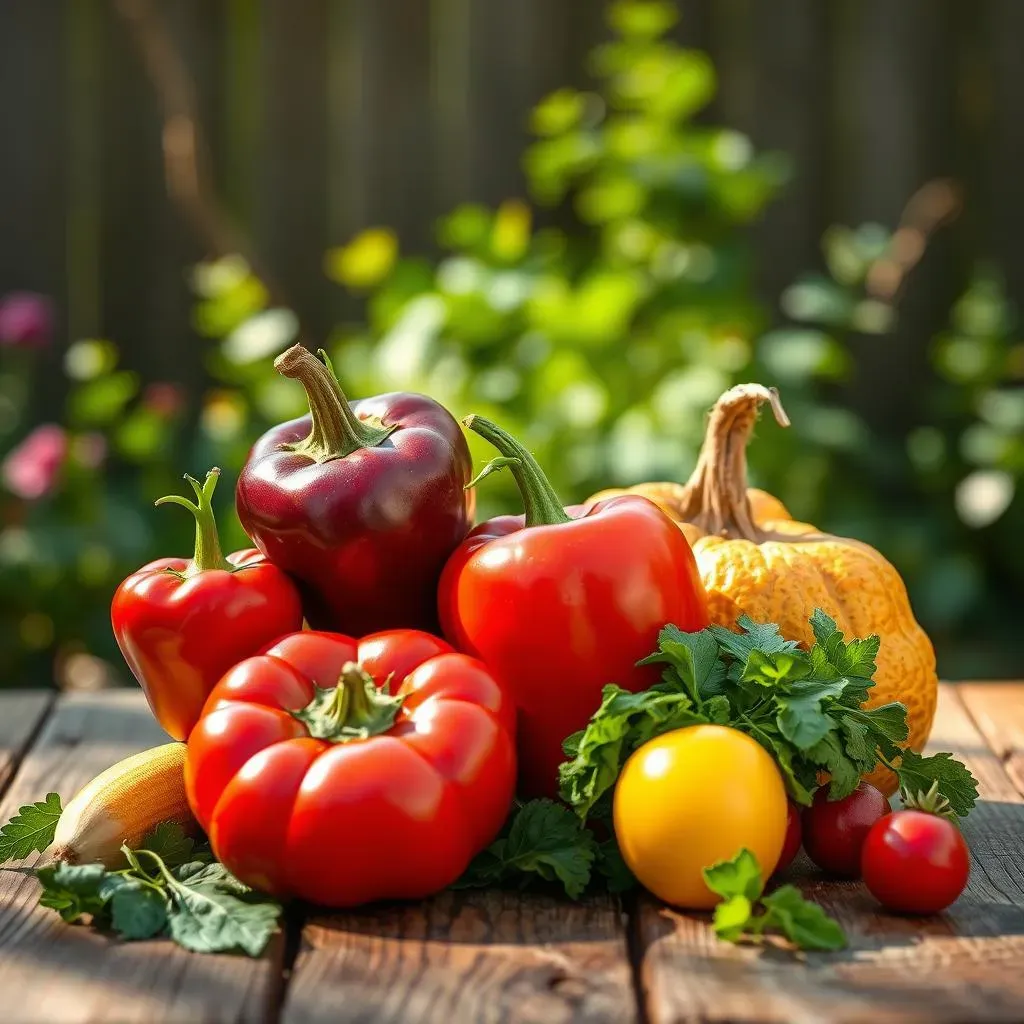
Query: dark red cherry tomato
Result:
<box><xmin>773</xmin><ymin>802</ymin><xmax>803</xmax><ymax>875</ymax></box>
<box><xmin>861</xmin><ymin>810</ymin><xmax>970</xmax><ymax>914</ymax></box>
<box><xmin>802</xmin><ymin>781</ymin><xmax>889</xmax><ymax>878</ymax></box>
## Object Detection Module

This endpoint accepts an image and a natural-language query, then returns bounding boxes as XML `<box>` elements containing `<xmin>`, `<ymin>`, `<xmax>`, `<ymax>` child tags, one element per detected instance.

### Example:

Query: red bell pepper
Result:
<box><xmin>438</xmin><ymin>416</ymin><xmax>710</xmax><ymax>798</ymax></box>
<box><xmin>112</xmin><ymin>468</ymin><xmax>304</xmax><ymax>741</ymax></box>
<box><xmin>235</xmin><ymin>345</ymin><xmax>473</xmax><ymax>635</ymax></box>
<box><xmin>185</xmin><ymin>629</ymin><xmax>516</xmax><ymax>906</ymax></box>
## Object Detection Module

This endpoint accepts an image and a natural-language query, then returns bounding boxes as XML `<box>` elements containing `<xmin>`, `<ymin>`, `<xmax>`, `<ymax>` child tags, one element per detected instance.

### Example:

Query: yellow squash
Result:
<box><xmin>588</xmin><ymin>383</ymin><xmax>937</xmax><ymax>795</ymax></box>
<box><xmin>51</xmin><ymin>742</ymin><xmax>197</xmax><ymax>866</ymax></box>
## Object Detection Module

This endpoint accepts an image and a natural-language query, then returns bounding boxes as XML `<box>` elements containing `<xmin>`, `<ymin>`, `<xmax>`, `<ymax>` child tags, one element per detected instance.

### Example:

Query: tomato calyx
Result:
<box><xmin>900</xmin><ymin>779</ymin><xmax>957</xmax><ymax>822</ymax></box>
<box><xmin>290</xmin><ymin>662</ymin><xmax>404</xmax><ymax>742</ymax></box>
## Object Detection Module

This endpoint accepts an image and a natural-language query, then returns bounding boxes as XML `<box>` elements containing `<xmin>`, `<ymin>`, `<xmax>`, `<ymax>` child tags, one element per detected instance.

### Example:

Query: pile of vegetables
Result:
<box><xmin>0</xmin><ymin>348</ymin><xmax>978</xmax><ymax>956</ymax></box>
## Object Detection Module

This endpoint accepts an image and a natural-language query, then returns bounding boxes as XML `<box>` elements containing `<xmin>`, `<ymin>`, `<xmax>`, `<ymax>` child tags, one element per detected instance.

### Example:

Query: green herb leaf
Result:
<box><xmin>35</xmin><ymin>862</ymin><xmax>108</xmax><ymax>923</ymax></box>
<box><xmin>559</xmin><ymin>685</ymin><xmax>704</xmax><ymax>819</ymax></box>
<box><xmin>708</xmin><ymin>616</ymin><xmax>801</xmax><ymax>664</ymax></box>
<box><xmin>895</xmin><ymin>750</ymin><xmax>979</xmax><ymax>817</ymax></box>
<box><xmin>109</xmin><ymin>881</ymin><xmax>169</xmax><ymax>940</ymax></box>
<box><xmin>702</xmin><ymin>850</ymin><xmax>846</xmax><ymax>951</ymax></box>
<box><xmin>775</xmin><ymin>679</ymin><xmax>848</xmax><ymax>749</ymax></box>
<box><xmin>703</xmin><ymin>847</ymin><xmax>764</xmax><ymax>902</ymax></box>
<box><xmin>173</xmin><ymin>860</ymin><xmax>252</xmax><ymax>895</ymax></box>
<box><xmin>760</xmin><ymin>885</ymin><xmax>847</xmax><ymax>950</ymax></box>
<box><xmin>807</xmin><ymin>731</ymin><xmax>863</xmax><ymax>799</ymax></box>
<box><xmin>808</xmin><ymin>609</ymin><xmax>880</xmax><ymax>680</ymax></box>
<box><xmin>843</xmin><ymin>703</ymin><xmax>909</xmax><ymax>751</ymax></box>
<box><xmin>741</xmin><ymin>649</ymin><xmax>811</xmax><ymax>688</ymax></box>
<box><xmin>166</xmin><ymin>879</ymin><xmax>280</xmax><ymax>956</ymax></box>
<box><xmin>595</xmin><ymin>838</ymin><xmax>636</xmax><ymax>894</ymax></box>
<box><xmin>456</xmin><ymin>800</ymin><xmax>597</xmax><ymax>899</ymax></box>
<box><xmin>638</xmin><ymin>625</ymin><xmax>726</xmax><ymax>700</ymax></box>
<box><xmin>0</xmin><ymin>793</ymin><xmax>62</xmax><ymax>863</ymax></box>
<box><xmin>140</xmin><ymin>822</ymin><xmax>196</xmax><ymax>869</ymax></box>
<box><xmin>713</xmin><ymin>895</ymin><xmax>755</xmax><ymax>941</ymax></box>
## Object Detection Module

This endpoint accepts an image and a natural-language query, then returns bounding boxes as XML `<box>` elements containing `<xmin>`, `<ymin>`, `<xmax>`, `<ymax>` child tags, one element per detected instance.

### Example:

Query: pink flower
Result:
<box><xmin>3</xmin><ymin>424</ymin><xmax>68</xmax><ymax>500</ymax></box>
<box><xmin>0</xmin><ymin>292</ymin><xmax>54</xmax><ymax>349</ymax></box>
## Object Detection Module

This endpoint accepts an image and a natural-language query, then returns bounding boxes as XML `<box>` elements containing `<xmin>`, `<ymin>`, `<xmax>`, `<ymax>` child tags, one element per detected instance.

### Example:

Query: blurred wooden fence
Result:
<box><xmin>0</xmin><ymin>0</ymin><xmax>1021</xmax><ymax>436</ymax></box>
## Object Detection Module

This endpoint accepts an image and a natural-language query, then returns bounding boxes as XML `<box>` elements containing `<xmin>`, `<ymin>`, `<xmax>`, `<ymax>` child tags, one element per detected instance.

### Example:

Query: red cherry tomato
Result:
<box><xmin>773</xmin><ymin>802</ymin><xmax>803</xmax><ymax>875</ymax></box>
<box><xmin>861</xmin><ymin>810</ymin><xmax>970</xmax><ymax>914</ymax></box>
<box><xmin>802</xmin><ymin>781</ymin><xmax>889</xmax><ymax>878</ymax></box>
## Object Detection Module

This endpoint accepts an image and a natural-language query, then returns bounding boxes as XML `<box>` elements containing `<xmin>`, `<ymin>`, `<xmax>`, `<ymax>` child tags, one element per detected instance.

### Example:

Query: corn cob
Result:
<box><xmin>51</xmin><ymin>741</ymin><xmax>197</xmax><ymax>866</ymax></box>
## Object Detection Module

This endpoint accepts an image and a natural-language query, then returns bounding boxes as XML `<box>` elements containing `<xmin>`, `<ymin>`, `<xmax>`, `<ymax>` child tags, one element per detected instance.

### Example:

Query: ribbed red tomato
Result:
<box><xmin>185</xmin><ymin>629</ymin><xmax>516</xmax><ymax>907</ymax></box>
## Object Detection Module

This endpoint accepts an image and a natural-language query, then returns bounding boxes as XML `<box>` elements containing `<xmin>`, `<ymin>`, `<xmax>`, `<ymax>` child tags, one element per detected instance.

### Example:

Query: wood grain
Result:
<box><xmin>637</xmin><ymin>683</ymin><xmax>1024</xmax><ymax>1024</ymax></box>
<box><xmin>0</xmin><ymin>691</ymin><xmax>283</xmax><ymax>1024</ymax></box>
<box><xmin>957</xmin><ymin>683</ymin><xmax>1024</xmax><ymax>798</ymax></box>
<box><xmin>0</xmin><ymin>691</ymin><xmax>53</xmax><ymax>794</ymax></box>
<box><xmin>282</xmin><ymin>889</ymin><xmax>635</xmax><ymax>1024</ymax></box>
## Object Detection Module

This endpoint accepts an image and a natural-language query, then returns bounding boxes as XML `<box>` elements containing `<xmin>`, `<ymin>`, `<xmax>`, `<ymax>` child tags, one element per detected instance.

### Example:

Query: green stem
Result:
<box><xmin>155</xmin><ymin>468</ymin><xmax>233</xmax><ymax>575</ymax></box>
<box><xmin>274</xmin><ymin>344</ymin><xmax>396</xmax><ymax>463</ymax></box>
<box><xmin>291</xmin><ymin>662</ymin><xmax>404</xmax><ymax>743</ymax></box>
<box><xmin>463</xmin><ymin>415</ymin><xmax>571</xmax><ymax>527</ymax></box>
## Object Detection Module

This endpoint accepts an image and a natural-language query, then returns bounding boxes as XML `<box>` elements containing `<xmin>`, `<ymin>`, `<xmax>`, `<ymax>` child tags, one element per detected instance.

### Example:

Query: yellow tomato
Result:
<box><xmin>612</xmin><ymin>724</ymin><xmax>788</xmax><ymax>909</ymax></box>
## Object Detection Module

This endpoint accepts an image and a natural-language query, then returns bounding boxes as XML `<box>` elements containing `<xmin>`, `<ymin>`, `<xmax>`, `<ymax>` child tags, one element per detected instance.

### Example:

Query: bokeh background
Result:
<box><xmin>1</xmin><ymin>0</ymin><xmax>1021</xmax><ymax>689</ymax></box>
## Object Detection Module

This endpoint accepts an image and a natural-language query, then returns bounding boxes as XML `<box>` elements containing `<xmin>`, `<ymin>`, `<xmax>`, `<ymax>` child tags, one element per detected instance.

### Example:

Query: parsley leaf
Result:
<box><xmin>702</xmin><ymin>848</ymin><xmax>846</xmax><ymax>951</ymax></box>
<box><xmin>107</xmin><ymin>879</ymin><xmax>169</xmax><ymax>940</ymax></box>
<box><xmin>638</xmin><ymin>626</ymin><xmax>726</xmax><ymax>701</ymax></box>
<box><xmin>807</xmin><ymin>732</ymin><xmax>862</xmax><ymax>799</ymax></box>
<box><xmin>775</xmin><ymin>679</ymin><xmax>849</xmax><ymax>749</ymax></box>
<box><xmin>808</xmin><ymin>610</ymin><xmax>880</xmax><ymax>680</ymax></box>
<box><xmin>140</xmin><ymin>822</ymin><xmax>196</xmax><ymax>869</ymax></box>
<box><xmin>36</xmin><ymin>862</ymin><xmax>108</xmax><ymax>923</ymax></box>
<box><xmin>759</xmin><ymin>885</ymin><xmax>847</xmax><ymax>951</ymax></box>
<box><xmin>594</xmin><ymin>838</ymin><xmax>636</xmax><ymax>894</ymax></box>
<box><xmin>455</xmin><ymin>800</ymin><xmax>597</xmax><ymax>899</ymax></box>
<box><xmin>20</xmin><ymin>817</ymin><xmax>281</xmax><ymax>955</ymax></box>
<box><xmin>0</xmin><ymin>793</ymin><xmax>62</xmax><ymax>863</ymax></box>
<box><xmin>703</xmin><ymin>847</ymin><xmax>763</xmax><ymax>901</ymax></box>
<box><xmin>708</xmin><ymin>616</ymin><xmax>801</xmax><ymax>663</ymax></box>
<box><xmin>559</xmin><ymin>685</ymin><xmax>704</xmax><ymax>820</ymax></box>
<box><xmin>895</xmin><ymin>750</ymin><xmax>979</xmax><ymax>817</ymax></box>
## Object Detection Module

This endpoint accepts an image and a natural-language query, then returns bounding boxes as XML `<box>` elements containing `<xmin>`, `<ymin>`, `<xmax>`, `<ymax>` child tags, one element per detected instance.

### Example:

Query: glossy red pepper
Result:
<box><xmin>185</xmin><ymin>629</ymin><xmax>516</xmax><ymax>906</ymax></box>
<box><xmin>236</xmin><ymin>345</ymin><xmax>473</xmax><ymax>636</ymax></box>
<box><xmin>112</xmin><ymin>468</ymin><xmax>304</xmax><ymax>741</ymax></box>
<box><xmin>438</xmin><ymin>416</ymin><xmax>710</xmax><ymax>798</ymax></box>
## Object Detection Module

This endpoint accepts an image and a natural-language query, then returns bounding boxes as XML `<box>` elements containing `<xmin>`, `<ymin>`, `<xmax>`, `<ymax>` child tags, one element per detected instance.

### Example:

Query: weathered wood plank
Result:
<box><xmin>957</xmin><ymin>682</ymin><xmax>1024</xmax><ymax>799</ymax></box>
<box><xmin>829</xmin><ymin>0</ymin><xmax>960</xmax><ymax>443</ymax></box>
<box><xmin>0</xmin><ymin>692</ymin><xmax>282</xmax><ymax>1024</ymax></box>
<box><xmin>0</xmin><ymin>0</ymin><xmax>70</xmax><ymax>418</ymax></box>
<box><xmin>0</xmin><ymin>691</ymin><xmax>54</xmax><ymax>795</ymax></box>
<box><xmin>282</xmin><ymin>889</ymin><xmax>636</xmax><ymax>1024</ymax></box>
<box><xmin>637</xmin><ymin>683</ymin><xmax>1024</xmax><ymax>1024</ymax></box>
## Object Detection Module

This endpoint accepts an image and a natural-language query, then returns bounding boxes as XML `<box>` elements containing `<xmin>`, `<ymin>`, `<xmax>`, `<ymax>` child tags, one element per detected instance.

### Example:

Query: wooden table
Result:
<box><xmin>0</xmin><ymin>682</ymin><xmax>1021</xmax><ymax>1024</ymax></box>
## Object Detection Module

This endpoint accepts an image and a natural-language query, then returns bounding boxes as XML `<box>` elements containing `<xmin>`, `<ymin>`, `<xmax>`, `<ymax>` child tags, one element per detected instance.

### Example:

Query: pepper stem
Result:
<box><xmin>154</xmin><ymin>468</ymin><xmax>233</xmax><ymax>575</ymax></box>
<box><xmin>274</xmin><ymin>344</ymin><xmax>397</xmax><ymax>463</ymax></box>
<box><xmin>463</xmin><ymin>415</ymin><xmax>571</xmax><ymax>527</ymax></box>
<box><xmin>290</xmin><ymin>662</ymin><xmax>405</xmax><ymax>742</ymax></box>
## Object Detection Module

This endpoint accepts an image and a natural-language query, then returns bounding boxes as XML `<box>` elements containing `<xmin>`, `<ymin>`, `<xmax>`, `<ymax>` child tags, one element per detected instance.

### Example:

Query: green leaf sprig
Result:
<box><xmin>704</xmin><ymin>848</ymin><xmax>846</xmax><ymax>951</ymax></box>
<box><xmin>559</xmin><ymin>609</ymin><xmax>979</xmax><ymax>820</ymax></box>
<box><xmin>1</xmin><ymin>817</ymin><xmax>282</xmax><ymax>957</ymax></box>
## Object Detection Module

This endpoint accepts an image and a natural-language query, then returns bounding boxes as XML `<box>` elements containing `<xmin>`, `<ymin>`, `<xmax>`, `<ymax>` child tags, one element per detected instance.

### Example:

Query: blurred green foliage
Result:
<box><xmin>1</xmin><ymin>0</ymin><xmax>1021</xmax><ymax>685</ymax></box>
